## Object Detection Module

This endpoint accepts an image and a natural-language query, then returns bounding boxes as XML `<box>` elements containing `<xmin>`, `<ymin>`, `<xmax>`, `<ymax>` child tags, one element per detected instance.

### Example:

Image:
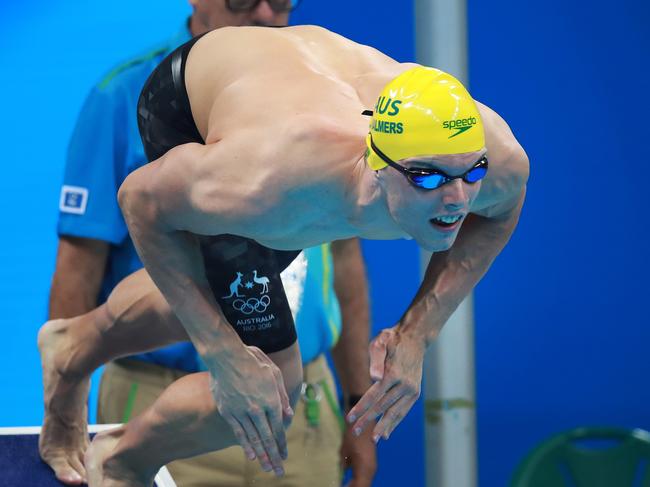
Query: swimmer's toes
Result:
<box><xmin>39</xmin><ymin>424</ymin><xmax>89</xmax><ymax>483</ymax></box>
<box><xmin>44</xmin><ymin>452</ymin><xmax>86</xmax><ymax>485</ymax></box>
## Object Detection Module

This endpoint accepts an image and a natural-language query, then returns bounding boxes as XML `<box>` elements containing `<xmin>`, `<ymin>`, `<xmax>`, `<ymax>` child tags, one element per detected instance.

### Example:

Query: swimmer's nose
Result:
<box><xmin>441</xmin><ymin>179</ymin><xmax>469</xmax><ymax>212</ymax></box>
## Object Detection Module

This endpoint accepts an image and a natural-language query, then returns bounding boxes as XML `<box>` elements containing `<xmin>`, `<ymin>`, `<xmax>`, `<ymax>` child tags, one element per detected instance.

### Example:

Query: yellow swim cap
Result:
<box><xmin>366</xmin><ymin>66</ymin><xmax>485</xmax><ymax>170</ymax></box>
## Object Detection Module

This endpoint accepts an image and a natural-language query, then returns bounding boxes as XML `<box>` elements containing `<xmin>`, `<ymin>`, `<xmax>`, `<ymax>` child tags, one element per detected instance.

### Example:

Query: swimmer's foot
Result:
<box><xmin>85</xmin><ymin>427</ymin><xmax>154</xmax><ymax>487</ymax></box>
<box><xmin>38</xmin><ymin>319</ymin><xmax>90</xmax><ymax>485</ymax></box>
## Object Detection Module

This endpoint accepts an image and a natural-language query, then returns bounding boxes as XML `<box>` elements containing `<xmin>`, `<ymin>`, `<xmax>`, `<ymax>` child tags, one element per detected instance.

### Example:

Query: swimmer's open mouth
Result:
<box><xmin>430</xmin><ymin>215</ymin><xmax>463</xmax><ymax>228</ymax></box>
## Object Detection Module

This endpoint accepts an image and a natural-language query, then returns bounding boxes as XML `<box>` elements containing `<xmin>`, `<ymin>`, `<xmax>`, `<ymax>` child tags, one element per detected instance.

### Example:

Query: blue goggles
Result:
<box><xmin>368</xmin><ymin>135</ymin><xmax>489</xmax><ymax>190</ymax></box>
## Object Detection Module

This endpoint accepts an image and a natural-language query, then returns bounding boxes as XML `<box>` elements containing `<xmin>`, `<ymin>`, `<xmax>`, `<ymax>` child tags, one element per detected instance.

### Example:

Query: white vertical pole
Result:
<box><xmin>414</xmin><ymin>1</ymin><xmax>478</xmax><ymax>487</ymax></box>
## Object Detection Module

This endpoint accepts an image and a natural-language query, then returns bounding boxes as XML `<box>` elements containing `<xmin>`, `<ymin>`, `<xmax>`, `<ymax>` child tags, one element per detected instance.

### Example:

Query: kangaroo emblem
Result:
<box><xmin>223</xmin><ymin>272</ymin><xmax>244</xmax><ymax>298</ymax></box>
<box><xmin>252</xmin><ymin>270</ymin><xmax>270</xmax><ymax>294</ymax></box>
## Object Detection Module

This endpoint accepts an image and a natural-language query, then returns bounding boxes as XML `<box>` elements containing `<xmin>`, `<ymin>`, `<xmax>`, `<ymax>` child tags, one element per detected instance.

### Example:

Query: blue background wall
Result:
<box><xmin>469</xmin><ymin>1</ymin><xmax>650</xmax><ymax>486</ymax></box>
<box><xmin>1</xmin><ymin>1</ymin><xmax>648</xmax><ymax>486</ymax></box>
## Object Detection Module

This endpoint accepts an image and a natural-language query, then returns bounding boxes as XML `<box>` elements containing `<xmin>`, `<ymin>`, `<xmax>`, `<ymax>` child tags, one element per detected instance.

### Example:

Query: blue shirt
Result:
<box><xmin>57</xmin><ymin>25</ymin><xmax>341</xmax><ymax>371</ymax></box>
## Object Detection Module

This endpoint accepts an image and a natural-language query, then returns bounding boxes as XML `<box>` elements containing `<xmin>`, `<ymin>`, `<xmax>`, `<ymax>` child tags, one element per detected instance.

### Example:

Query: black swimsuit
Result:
<box><xmin>137</xmin><ymin>34</ymin><xmax>299</xmax><ymax>354</ymax></box>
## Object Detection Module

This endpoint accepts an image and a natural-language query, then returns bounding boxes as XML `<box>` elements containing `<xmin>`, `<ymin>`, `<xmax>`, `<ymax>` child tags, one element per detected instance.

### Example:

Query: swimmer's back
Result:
<box><xmin>185</xmin><ymin>26</ymin><xmax>404</xmax><ymax>143</ymax></box>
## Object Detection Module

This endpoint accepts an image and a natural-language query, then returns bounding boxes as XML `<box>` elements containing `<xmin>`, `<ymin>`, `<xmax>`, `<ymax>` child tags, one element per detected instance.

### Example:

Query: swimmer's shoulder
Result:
<box><xmin>192</xmin><ymin>25</ymin><xmax>322</xmax><ymax>52</ymax></box>
<box><xmin>280</xmin><ymin>112</ymin><xmax>367</xmax><ymax>164</ymax></box>
<box><xmin>141</xmin><ymin>137</ymin><xmax>281</xmax><ymax>236</ymax></box>
<box><xmin>471</xmin><ymin>101</ymin><xmax>529</xmax><ymax>218</ymax></box>
<box><xmin>193</xmin><ymin>24</ymin><xmax>401</xmax><ymax>70</ymax></box>
<box><xmin>238</xmin><ymin>112</ymin><xmax>365</xmax><ymax>186</ymax></box>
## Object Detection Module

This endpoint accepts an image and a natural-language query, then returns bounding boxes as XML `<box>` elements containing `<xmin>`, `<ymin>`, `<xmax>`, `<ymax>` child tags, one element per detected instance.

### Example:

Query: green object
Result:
<box><xmin>303</xmin><ymin>384</ymin><xmax>322</xmax><ymax>428</ymax></box>
<box><xmin>320</xmin><ymin>379</ymin><xmax>345</xmax><ymax>433</ymax></box>
<box><xmin>511</xmin><ymin>427</ymin><xmax>650</xmax><ymax>487</ymax></box>
<box><xmin>121</xmin><ymin>382</ymin><xmax>139</xmax><ymax>423</ymax></box>
<box><xmin>99</xmin><ymin>47</ymin><xmax>167</xmax><ymax>90</ymax></box>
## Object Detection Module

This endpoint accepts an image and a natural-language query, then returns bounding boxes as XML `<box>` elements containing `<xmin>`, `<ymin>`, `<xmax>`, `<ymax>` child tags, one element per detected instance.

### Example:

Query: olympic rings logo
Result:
<box><xmin>232</xmin><ymin>295</ymin><xmax>271</xmax><ymax>315</ymax></box>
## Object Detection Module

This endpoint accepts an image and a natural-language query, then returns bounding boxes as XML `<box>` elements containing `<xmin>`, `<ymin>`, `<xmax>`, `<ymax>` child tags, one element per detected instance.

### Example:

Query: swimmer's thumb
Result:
<box><xmin>369</xmin><ymin>333</ymin><xmax>388</xmax><ymax>381</ymax></box>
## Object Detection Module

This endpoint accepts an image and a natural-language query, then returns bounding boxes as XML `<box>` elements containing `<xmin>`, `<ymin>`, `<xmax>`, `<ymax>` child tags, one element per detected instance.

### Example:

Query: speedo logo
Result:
<box><xmin>375</xmin><ymin>97</ymin><xmax>402</xmax><ymax>116</ymax></box>
<box><xmin>443</xmin><ymin>117</ymin><xmax>478</xmax><ymax>138</ymax></box>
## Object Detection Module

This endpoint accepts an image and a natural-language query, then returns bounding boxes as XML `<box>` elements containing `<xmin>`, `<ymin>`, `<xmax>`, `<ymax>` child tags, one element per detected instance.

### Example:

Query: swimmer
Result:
<box><xmin>39</xmin><ymin>25</ymin><xmax>528</xmax><ymax>487</ymax></box>
<box><xmin>48</xmin><ymin>2</ymin><xmax>375</xmax><ymax>487</ymax></box>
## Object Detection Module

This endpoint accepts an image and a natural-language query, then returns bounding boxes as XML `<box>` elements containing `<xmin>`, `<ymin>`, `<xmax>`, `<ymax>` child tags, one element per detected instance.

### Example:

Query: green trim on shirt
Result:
<box><xmin>98</xmin><ymin>46</ymin><xmax>168</xmax><ymax>90</ymax></box>
<box><xmin>321</xmin><ymin>244</ymin><xmax>340</xmax><ymax>343</ymax></box>
<box><xmin>121</xmin><ymin>382</ymin><xmax>140</xmax><ymax>423</ymax></box>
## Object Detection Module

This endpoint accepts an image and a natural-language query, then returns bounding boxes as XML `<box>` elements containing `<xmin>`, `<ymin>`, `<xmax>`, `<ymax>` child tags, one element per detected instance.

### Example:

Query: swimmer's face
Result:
<box><xmin>378</xmin><ymin>150</ymin><xmax>486</xmax><ymax>252</ymax></box>
<box><xmin>189</xmin><ymin>0</ymin><xmax>290</xmax><ymax>32</ymax></box>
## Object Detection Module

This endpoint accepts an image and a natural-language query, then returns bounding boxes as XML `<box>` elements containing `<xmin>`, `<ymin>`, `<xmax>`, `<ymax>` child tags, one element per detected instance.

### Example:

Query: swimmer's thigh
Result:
<box><xmin>97</xmin><ymin>360</ymin><xmax>246</xmax><ymax>487</ymax></box>
<box><xmin>97</xmin><ymin>359</ymin><xmax>188</xmax><ymax>424</ymax></box>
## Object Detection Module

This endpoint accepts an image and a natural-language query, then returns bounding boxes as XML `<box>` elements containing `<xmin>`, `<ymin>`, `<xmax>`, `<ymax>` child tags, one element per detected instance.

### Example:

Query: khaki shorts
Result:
<box><xmin>97</xmin><ymin>355</ymin><xmax>343</xmax><ymax>487</ymax></box>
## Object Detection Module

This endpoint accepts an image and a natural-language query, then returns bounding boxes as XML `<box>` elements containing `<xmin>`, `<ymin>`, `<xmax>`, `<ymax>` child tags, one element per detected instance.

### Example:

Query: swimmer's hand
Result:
<box><xmin>346</xmin><ymin>327</ymin><xmax>424</xmax><ymax>441</ymax></box>
<box><xmin>208</xmin><ymin>345</ymin><xmax>293</xmax><ymax>476</ymax></box>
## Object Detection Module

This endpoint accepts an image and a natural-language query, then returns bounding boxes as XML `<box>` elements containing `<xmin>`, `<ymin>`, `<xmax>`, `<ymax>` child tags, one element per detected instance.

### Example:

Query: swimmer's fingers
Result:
<box><xmin>267</xmin><ymin>407</ymin><xmax>289</xmax><ymax>461</ymax></box>
<box><xmin>368</xmin><ymin>363</ymin><xmax>421</xmax><ymax>440</ymax></box>
<box><xmin>250</xmin><ymin>410</ymin><xmax>285</xmax><ymax>476</ymax></box>
<box><xmin>240</xmin><ymin>415</ymin><xmax>272</xmax><ymax>470</ymax></box>
<box><xmin>346</xmin><ymin>330</ymin><xmax>395</xmax><ymax>433</ymax></box>
<box><xmin>373</xmin><ymin>393</ymin><xmax>417</xmax><ymax>440</ymax></box>
<box><xmin>351</xmin><ymin>326</ymin><xmax>424</xmax><ymax>440</ymax></box>
<box><xmin>360</xmin><ymin>384</ymin><xmax>404</xmax><ymax>441</ymax></box>
<box><xmin>347</xmin><ymin>379</ymin><xmax>395</xmax><ymax>435</ymax></box>
<box><xmin>264</xmin><ymin>354</ymin><xmax>290</xmax><ymax>462</ymax></box>
<box><xmin>225</xmin><ymin>414</ymin><xmax>256</xmax><ymax>461</ymax></box>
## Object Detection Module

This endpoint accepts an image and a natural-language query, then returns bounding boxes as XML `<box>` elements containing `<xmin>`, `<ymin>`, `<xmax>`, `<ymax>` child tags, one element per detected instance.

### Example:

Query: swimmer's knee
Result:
<box><xmin>37</xmin><ymin>319</ymin><xmax>61</xmax><ymax>351</ymax></box>
<box><xmin>37</xmin><ymin>318</ymin><xmax>74</xmax><ymax>350</ymax></box>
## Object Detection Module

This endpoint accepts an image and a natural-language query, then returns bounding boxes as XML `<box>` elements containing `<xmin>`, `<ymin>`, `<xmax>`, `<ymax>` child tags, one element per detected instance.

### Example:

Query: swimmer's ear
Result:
<box><xmin>361</xmin><ymin>110</ymin><xmax>374</xmax><ymax>117</ymax></box>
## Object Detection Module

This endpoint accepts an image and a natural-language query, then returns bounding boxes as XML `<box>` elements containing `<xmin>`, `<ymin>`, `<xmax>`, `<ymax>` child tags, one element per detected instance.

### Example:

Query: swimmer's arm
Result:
<box><xmin>400</xmin><ymin>146</ymin><xmax>529</xmax><ymax>346</ymax></box>
<box><xmin>118</xmin><ymin>141</ymin><xmax>249</xmax><ymax>361</ymax></box>
<box><xmin>121</xmin><ymin>140</ymin><xmax>293</xmax><ymax>470</ymax></box>
<box><xmin>349</xmin><ymin>177</ymin><xmax>527</xmax><ymax>440</ymax></box>
<box><xmin>348</xmin><ymin>110</ymin><xmax>529</xmax><ymax>440</ymax></box>
<box><xmin>400</xmin><ymin>102</ymin><xmax>530</xmax><ymax>343</ymax></box>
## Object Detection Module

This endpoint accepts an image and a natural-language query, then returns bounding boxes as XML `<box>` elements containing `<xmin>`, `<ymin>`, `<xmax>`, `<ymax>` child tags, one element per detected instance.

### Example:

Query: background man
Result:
<box><xmin>50</xmin><ymin>2</ymin><xmax>376</xmax><ymax>486</ymax></box>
